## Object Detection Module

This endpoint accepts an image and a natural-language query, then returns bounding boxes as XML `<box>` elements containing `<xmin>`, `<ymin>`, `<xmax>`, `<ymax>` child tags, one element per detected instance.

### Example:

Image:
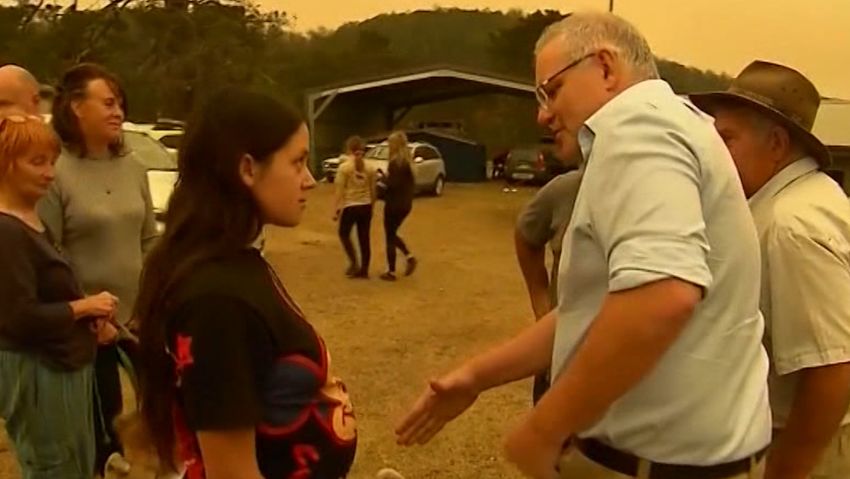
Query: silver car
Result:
<box><xmin>365</xmin><ymin>141</ymin><xmax>447</xmax><ymax>196</ymax></box>
<box><xmin>125</xmin><ymin>129</ymin><xmax>266</xmax><ymax>251</ymax></box>
<box><xmin>123</xmin><ymin>129</ymin><xmax>177</xmax><ymax>235</ymax></box>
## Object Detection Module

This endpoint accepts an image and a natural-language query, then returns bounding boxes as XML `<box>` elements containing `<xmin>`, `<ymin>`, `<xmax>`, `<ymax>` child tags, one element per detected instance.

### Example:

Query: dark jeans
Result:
<box><xmin>384</xmin><ymin>207</ymin><xmax>411</xmax><ymax>273</ymax></box>
<box><xmin>93</xmin><ymin>340</ymin><xmax>137</xmax><ymax>473</ymax></box>
<box><xmin>339</xmin><ymin>204</ymin><xmax>373</xmax><ymax>273</ymax></box>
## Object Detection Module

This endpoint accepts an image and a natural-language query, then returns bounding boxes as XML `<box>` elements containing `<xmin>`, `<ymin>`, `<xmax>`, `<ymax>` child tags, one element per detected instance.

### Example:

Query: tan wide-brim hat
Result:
<box><xmin>690</xmin><ymin>60</ymin><xmax>830</xmax><ymax>166</ymax></box>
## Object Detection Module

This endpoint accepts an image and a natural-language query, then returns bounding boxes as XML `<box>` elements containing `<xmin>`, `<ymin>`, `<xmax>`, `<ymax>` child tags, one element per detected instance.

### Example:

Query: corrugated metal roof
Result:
<box><xmin>306</xmin><ymin>64</ymin><xmax>534</xmax><ymax>100</ymax></box>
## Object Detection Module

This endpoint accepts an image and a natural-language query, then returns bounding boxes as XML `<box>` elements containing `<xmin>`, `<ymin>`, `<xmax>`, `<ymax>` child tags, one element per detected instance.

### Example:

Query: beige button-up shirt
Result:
<box><xmin>749</xmin><ymin>157</ymin><xmax>850</xmax><ymax>428</ymax></box>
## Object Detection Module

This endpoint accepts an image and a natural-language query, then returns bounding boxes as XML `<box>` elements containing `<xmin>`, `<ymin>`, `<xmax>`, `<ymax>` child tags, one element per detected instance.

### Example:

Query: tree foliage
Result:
<box><xmin>0</xmin><ymin>4</ymin><xmax>731</xmax><ymax>121</ymax></box>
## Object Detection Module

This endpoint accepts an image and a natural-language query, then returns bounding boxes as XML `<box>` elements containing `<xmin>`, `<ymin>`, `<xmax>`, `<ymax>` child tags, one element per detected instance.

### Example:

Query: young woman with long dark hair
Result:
<box><xmin>134</xmin><ymin>89</ymin><xmax>357</xmax><ymax>479</ymax></box>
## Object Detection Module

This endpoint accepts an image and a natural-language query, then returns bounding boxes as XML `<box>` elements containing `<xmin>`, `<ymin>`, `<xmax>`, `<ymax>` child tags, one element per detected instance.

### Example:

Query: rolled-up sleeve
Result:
<box><xmin>767</xmin><ymin>225</ymin><xmax>850</xmax><ymax>375</ymax></box>
<box><xmin>516</xmin><ymin>186</ymin><xmax>556</xmax><ymax>247</ymax></box>
<box><xmin>586</xmin><ymin>113</ymin><xmax>712</xmax><ymax>293</ymax></box>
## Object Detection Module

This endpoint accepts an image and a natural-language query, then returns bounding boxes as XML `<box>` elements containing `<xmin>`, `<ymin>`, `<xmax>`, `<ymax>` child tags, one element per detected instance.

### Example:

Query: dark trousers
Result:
<box><xmin>93</xmin><ymin>344</ymin><xmax>121</xmax><ymax>473</ymax></box>
<box><xmin>384</xmin><ymin>207</ymin><xmax>411</xmax><ymax>273</ymax></box>
<box><xmin>339</xmin><ymin>204</ymin><xmax>373</xmax><ymax>273</ymax></box>
<box><xmin>93</xmin><ymin>340</ymin><xmax>137</xmax><ymax>473</ymax></box>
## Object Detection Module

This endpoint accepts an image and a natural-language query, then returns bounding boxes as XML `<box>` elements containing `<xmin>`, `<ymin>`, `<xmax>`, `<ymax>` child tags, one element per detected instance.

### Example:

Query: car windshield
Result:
<box><xmin>124</xmin><ymin>131</ymin><xmax>177</xmax><ymax>170</ymax></box>
<box><xmin>365</xmin><ymin>145</ymin><xmax>390</xmax><ymax>160</ymax></box>
<box><xmin>365</xmin><ymin>145</ymin><xmax>417</xmax><ymax>161</ymax></box>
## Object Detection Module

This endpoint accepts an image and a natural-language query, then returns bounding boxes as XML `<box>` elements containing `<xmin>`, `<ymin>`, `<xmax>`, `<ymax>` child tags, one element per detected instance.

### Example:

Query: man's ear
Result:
<box><xmin>769</xmin><ymin>126</ymin><xmax>793</xmax><ymax>166</ymax></box>
<box><xmin>597</xmin><ymin>49</ymin><xmax>620</xmax><ymax>90</ymax></box>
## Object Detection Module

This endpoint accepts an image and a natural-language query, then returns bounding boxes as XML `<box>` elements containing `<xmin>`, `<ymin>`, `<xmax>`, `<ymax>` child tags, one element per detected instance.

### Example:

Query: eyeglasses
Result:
<box><xmin>535</xmin><ymin>52</ymin><xmax>597</xmax><ymax>111</ymax></box>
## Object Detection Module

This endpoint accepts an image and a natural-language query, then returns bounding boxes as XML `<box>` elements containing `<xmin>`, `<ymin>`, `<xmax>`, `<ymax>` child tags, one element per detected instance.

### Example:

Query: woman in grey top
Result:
<box><xmin>38</xmin><ymin>63</ymin><xmax>158</xmax><ymax>474</ymax></box>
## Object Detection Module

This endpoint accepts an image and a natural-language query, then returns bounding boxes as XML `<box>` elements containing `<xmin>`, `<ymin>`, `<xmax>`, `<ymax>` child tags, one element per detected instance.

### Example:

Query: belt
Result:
<box><xmin>575</xmin><ymin>438</ymin><xmax>767</xmax><ymax>479</ymax></box>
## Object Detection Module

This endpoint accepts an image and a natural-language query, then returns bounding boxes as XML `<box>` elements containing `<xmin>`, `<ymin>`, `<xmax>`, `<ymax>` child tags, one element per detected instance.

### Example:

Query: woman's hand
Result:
<box><xmin>71</xmin><ymin>291</ymin><xmax>118</xmax><ymax>321</ymax></box>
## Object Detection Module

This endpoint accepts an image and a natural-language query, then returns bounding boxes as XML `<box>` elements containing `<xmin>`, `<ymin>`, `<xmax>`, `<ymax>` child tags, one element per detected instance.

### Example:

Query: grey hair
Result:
<box><xmin>535</xmin><ymin>11</ymin><xmax>659</xmax><ymax>81</ymax></box>
<box><xmin>748</xmin><ymin>108</ymin><xmax>807</xmax><ymax>159</ymax></box>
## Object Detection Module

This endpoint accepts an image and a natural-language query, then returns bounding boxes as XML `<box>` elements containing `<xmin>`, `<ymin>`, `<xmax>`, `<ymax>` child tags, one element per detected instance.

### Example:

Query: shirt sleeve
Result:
<box><xmin>767</xmin><ymin>225</ymin><xmax>850</xmax><ymax>375</ymax></box>
<box><xmin>516</xmin><ymin>183</ymin><xmax>557</xmax><ymax>248</ymax></box>
<box><xmin>585</xmin><ymin>114</ymin><xmax>713</xmax><ymax>293</ymax></box>
<box><xmin>174</xmin><ymin>294</ymin><xmax>275</xmax><ymax>431</ymax></box>
<box><xmin>0</xmin><ymin>221</ymin><xmax>75</xmax><ymax>342</ymax></box>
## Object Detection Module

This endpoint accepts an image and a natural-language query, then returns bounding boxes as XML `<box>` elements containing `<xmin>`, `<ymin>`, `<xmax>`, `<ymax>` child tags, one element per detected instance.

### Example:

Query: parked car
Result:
<box><xmin>122</xmin><ymin>127</ymin><xmax>178</xmax><ymax>234</ymax></box>
<box><xmin>124</xmin><ymin>120</ymin><xmax>184</xmax><ymax>157</ymax></box>
<box><xmin>124</xmin><ymin>126</ymin><xmax>266</xmax><ymax>251</ymax></box>
<box><xmin>364</xmin><ymin>141</ymin><xmax>447</xmax><ymax>196</ymax></box>
<box><xmin>321</xmin><ymin>143</ymin><xmax>378</xmax><ymax>183</ymax></box>
<box><xmin>504</xmin><ymin>145</ymin><xmax>571</xmax><ymax>185</ymax></box>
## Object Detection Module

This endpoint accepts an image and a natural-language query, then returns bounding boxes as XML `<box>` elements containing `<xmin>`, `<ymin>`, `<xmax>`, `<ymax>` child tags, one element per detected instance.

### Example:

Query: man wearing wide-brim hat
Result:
<box><xmin>692</xmin><ymin>61</ymin><xmax>850</xmax><ymax>479</ymax></box>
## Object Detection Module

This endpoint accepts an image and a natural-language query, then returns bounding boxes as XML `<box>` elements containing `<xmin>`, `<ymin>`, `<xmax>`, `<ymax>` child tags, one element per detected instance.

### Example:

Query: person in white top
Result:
<box><xmin>395</xmin><ymin>11</ymin><xmax>771</xmax><ymax>479</ymax></box>
<box><xmin>333</xmin><ymin>135</ymin><xmax>377</xmax><ymax>278</ymax></box>
<box><xmin>692</xmin><ymin>61</ymin><xmax>850</xmax><ymax>479</ymax></box>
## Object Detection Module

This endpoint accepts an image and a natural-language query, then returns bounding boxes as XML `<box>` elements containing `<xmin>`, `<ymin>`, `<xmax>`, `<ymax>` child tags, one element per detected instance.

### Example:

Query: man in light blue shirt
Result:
<box><xmin>396</xmin><ymin>11</ymin><xmax>771</xmax><ymax>479</ymax></box>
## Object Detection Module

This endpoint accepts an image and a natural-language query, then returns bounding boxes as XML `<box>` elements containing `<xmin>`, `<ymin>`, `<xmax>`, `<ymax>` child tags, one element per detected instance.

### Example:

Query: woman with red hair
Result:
<box><xmin>0</xmin><ymin>111</ymin><xmax>118</xmax><ymax>478</ymax></box>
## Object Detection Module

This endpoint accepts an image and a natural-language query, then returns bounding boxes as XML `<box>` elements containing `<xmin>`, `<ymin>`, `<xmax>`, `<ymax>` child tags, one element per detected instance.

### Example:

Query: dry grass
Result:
<box><xmin>1</xmin><ymin>182</ymin><xmax>539</xmax><ymax>479</ymax></box>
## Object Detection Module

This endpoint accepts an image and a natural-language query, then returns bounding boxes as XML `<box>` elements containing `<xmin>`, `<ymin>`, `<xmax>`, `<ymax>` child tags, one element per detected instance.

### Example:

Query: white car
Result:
<box><xmin>122</xmin><ymin>127</ymin><xmax>178</xmax><ymax>234</ymax></box>
<box><xmin>364</xmin><ymin>141</ymin><xmax>447</xmax><ymax>196</ymax></box>
<box><xmin>123</xmin><ymin>126</ymin><xmax>266</xmax><ymax>252</ymax></box>
<box><xmin>123</xmin><ymin>121</ymin><xmax>184</xmax><ymax>157</ymax></box>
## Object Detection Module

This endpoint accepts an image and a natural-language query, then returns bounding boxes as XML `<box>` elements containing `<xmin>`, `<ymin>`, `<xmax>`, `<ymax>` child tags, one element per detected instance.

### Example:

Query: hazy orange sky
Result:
<box><xmin>263</xmin><ymin>0</ymin><xmax>850</xmax><ymax>99</ymax></box>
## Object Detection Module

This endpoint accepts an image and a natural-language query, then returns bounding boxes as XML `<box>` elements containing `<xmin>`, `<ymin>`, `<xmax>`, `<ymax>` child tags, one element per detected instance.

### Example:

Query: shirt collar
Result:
<box><xmin>749</xmin><ymin>157</ymin><xmax>819</xmax><ymax>207</ymax></box>
<box><xmin>578</xmin><ymin>79</ymin><xmax>674</xmax><ymax>163</ymax></box>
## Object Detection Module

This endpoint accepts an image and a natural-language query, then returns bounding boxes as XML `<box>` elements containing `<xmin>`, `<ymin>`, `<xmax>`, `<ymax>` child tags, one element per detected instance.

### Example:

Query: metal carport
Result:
<box><xmin>304</xmin><ymin>65</ymin><xmax>536</xmax><ymax>175</ymax></box>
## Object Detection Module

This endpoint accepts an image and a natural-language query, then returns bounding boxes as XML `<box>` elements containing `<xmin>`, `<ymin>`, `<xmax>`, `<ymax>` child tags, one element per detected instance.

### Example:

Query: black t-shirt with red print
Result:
<box><xmin>167</xmin><ymin>249</ymin><xmax>356</xmax><ymax>479</ymax></box>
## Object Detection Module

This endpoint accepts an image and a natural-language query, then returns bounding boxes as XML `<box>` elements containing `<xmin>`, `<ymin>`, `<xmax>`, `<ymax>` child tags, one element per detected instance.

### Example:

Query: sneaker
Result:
<box><xmin>405</xmin><ymin>257</ymin><xmax>418</xmax><ymax>276</ymax></box>
<box><xmin>352</xmin><ymin>270</ymin><xmax>369</xmax><ymax>279</ymax></box>
<box><xmin>380</xmin><ymin>272</ymin><xmax>397</xmax><ymax>281</ymax></box>
<box><xmin>345</xmin><ymin>265</ymin><xmax>359</xmax><ymax>277</ymax></box>
<box><xmin>376</xmin><ymin>468</ymin><xmax>406</xmax><ymax>479</ymax></box>
<box><xmin>104</xmin><ymin>453</ymin><xmax>131</xmax><ymax>474</ymax></box>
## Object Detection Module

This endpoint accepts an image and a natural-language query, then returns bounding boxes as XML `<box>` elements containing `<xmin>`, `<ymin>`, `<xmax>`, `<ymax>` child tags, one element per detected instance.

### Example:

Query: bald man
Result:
<box><xmin>0</xmin><ymin>65</ymin><xmax>40</xmax><ymax>115</ymax></box>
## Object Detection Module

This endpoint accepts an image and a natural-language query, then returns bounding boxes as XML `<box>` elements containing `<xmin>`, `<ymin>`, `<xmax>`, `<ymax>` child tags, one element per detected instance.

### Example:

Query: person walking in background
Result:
<box><xmin>38</xmin><ymin>63</ymin><xmax>158</xmax><ymax>474</ymax></box>
<box><xmin>134</xmin><ymin>88</ymin><xmax>357</xmax><ymax>479</ymax></box>
<box><xmin>379</xmin><ymin>131</ymin><xmax>417</xmax><ymax>282</ymax></box>
<box><xmin>693</xmin><ymin>61</ymin><xmax>850</xmax><ymax>479</ymax></box>
<box><xmin>334</xmin><ymin>135</ymin><xmax>376</xmax><ymax>279</ymax></box>
<box><xmin>0</xmin><ymin>111</ymin><xmax>118</xmax><ymax>478</ymax></box>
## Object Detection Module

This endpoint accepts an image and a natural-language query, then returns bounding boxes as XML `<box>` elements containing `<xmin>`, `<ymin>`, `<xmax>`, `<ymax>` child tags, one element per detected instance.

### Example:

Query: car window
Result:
<box><xmin>421</xmin><ymin>147</ymin><xmax>440</xmax><ymax>160</ymax></box>
<box><xmin>159</xmin><ymin>133</ymin><xmax>183</xmax><ymax>150</ymax></box>
<box><xmin>124</xmin><ymin>131</ymin><xmax>177</xmax><ymax>171</ymax></box>
<box><xmin>365</xmin><ymin>145</ymin><xmax>389</xmax><ymax>160</ymax></box>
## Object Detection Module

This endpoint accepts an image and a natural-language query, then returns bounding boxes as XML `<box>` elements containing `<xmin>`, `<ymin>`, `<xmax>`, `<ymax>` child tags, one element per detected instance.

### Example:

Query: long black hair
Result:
<box><xmin>134</xmin><ymin>88</ymin><xmax>304</xmax><ymax>470</ymax></box>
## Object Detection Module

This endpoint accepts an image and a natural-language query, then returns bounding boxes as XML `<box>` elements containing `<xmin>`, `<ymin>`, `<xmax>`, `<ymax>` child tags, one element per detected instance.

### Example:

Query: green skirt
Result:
<box><xmin>0</xmin><ymin>349</ymin><xmax>94</xmax><ymax>479</ymax></box>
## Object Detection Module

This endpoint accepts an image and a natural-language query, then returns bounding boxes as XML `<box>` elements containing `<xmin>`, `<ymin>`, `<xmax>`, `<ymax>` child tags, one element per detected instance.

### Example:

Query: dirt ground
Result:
<box><xmin>0</xmin><ymin>181</ymin><xmax>541</xmax><ymax>479</ymax></box>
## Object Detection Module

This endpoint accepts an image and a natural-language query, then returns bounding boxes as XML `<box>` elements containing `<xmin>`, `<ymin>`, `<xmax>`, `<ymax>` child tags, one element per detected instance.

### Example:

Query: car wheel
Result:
<box><xmin>432</xmin><ymin>175</ymin><xmax>445</xmax><ymax>196</ymax></box>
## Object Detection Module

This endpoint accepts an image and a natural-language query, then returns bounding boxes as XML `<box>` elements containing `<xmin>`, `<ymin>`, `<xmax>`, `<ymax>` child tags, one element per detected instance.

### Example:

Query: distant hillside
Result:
<box><xmin>0</xmin><ymin>5</ymin><xmax>730</xmax><ymax>121</ymax></box>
